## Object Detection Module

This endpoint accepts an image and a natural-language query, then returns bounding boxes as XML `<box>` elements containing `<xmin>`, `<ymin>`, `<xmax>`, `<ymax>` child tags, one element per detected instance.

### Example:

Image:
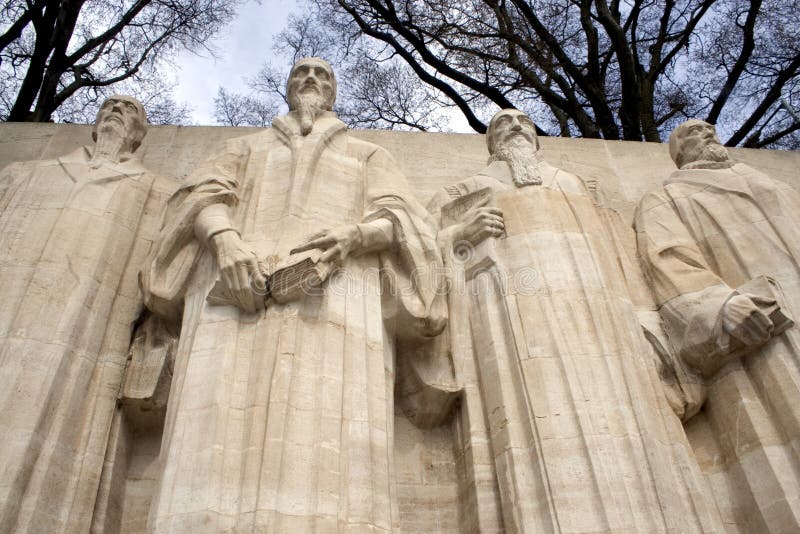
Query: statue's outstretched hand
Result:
<box><xmin>291</xmin><ymin>225</ymin><xmax>362</xmax><ymax>264</ymax></box>
<box><xmin>210</xmin><ymin>230</ymin><xmax>266</xmax><ymax>313</ymax></box>
<box><xmin>722</xmin><ymin>293</ymin><xmax>775</xmax><ymax>347</ymax></box>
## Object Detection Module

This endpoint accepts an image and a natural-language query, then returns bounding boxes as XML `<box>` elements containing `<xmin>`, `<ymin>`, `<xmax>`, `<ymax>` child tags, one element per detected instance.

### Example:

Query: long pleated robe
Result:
<box><xmin>0</xmin><ymin>147</ymin><xmax>171</xmax><ymax>532</ymax></box>
<box><xmin>428</xmin><ymin>161</ymin><xmax>722</xmax><ymax>534</ymax></box>
<box><xmin>141</xmin><ymin>112</ymin><xmax>448</xmax><ymax>532</ymax></box>
<box><xmin>634</xmin><ymin>162</ymin><xmax>800</xmax><ymax>532</ymax></box>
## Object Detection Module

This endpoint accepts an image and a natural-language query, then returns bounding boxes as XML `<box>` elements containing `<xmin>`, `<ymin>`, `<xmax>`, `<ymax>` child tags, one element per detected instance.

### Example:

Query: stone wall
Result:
<box><xmin>4</xmin><ymin>122</ymin><xmax>799</xmax><ymax>225</ymax></box>
<box><xmin>3</xmin><ymin>122</ymin><xmax>799</xmax><ymax>533</ymax></box>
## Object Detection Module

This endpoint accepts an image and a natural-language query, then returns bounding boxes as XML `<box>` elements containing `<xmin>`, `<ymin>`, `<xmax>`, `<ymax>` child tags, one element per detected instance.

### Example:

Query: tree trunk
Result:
<box><xmin>7</xmin><ymin>1</ymin><xmax>61</xmax><ymax>121</ymax></box>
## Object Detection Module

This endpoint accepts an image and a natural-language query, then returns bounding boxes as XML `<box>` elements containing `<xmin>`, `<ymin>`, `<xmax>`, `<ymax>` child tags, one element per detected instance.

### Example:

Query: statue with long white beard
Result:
<box><xmin>141</xmin><ymin>57</ymin><xmax>453</xmax><ymax>532</ymax></box>
<box><xmin>0</xmin><ymin>96</ymin><xmax>175</xmax><ymax>532</ymax></box>
<box><xmin>428</xmin><ymin>109</ymin><xmax>723</xmax><ymax>533</ymax></box>
<box><xmin>635</xmin><ymin>119</ymin><xmax>800</xmax><ymax>533</ymax></box>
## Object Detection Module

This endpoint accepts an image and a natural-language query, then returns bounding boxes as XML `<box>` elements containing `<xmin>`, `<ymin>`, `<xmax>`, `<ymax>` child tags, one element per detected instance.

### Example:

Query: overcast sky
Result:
<box><xmin>172</xmin><ymin>1</ymin><xmax>294</xmax><ymax>125</ymax></box>
<box><xmin>169</xmin><ymin>0</ymin><xmax>473</xmax><ymax>132</ymax></box>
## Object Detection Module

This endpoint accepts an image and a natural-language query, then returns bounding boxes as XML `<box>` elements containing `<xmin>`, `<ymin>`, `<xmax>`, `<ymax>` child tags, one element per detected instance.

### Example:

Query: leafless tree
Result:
<box><xmin>228</xmin><ymin>9</ymin><xmax>453</xmax><ymax>132</ymax></box>
<box><xmin>0</xmin><ymin>0</ymin><xmax>246</xmax><ymax>123</ymax></box>
<box><xmin>213</xmin><ymin>87</ymin><xmax>277</xmax><ymax>127</ymax></box>
<box><xmin>265</xmin><ymin>0</ymin><xmax>800</xmax><ymax>148</ymax></box>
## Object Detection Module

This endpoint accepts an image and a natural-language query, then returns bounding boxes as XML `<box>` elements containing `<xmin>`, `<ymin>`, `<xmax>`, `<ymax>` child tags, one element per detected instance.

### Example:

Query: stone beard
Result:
<box><xmin>91</xmin><ymin>118</ymin><xmax>128</xmax><ymax>167</ymax></box>
<box><xmin>681</xmin><ymin>140</ymin><xmax>733</xmax><ymax>169</ymax></box>
<box><xmin>488</xmin><ymin>136</ymin><xmax>544</xmax><ymax>187</ymax></box>
<box><xmin>290</xmin><ymin>88</ymin><xmax>329</xmax><ymax>136</ymax></box>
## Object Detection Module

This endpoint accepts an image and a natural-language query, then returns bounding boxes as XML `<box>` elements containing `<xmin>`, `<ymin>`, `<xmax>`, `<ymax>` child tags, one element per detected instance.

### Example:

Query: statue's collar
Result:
<box><xmin>272</xmin><ymin>110</ymin><xmax>347</xmax><ymax>139</ymax></box>
<box><xmin>60</xmin><ymin>145</ymin><xmax>145</xmax><ymax>173</ymax></box>
<box><xmin>680</xmin><ymin>159</ymin><xmax>736</xmax><ymax>171</ymax></box>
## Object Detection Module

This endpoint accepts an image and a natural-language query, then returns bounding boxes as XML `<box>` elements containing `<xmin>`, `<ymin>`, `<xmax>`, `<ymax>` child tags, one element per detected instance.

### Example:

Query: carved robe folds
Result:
<box><xmin>0</xmin><ymin>148</ymin><xmax>170</xmax><ymax>532</ymax></box>
<box><xmin>141</xmin><ymin>112</ymin><xmax>448</xmax><ymax>532</ymax></box>
<box><xmin>635</xmin><ymin>163</ymin><xmax>800</xmax><ymax>531</ymax></box>
<box><xmin>431</xmin><ymin>162</ymin><xmax>721</xmax><ymax>533</ymax></box>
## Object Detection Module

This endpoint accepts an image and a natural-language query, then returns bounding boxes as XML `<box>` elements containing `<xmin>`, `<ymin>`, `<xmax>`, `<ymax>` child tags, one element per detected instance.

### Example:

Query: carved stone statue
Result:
<box><xmin>428</xmin><ymin>109</ymin><xmax>722</xmax><ymax>533</ymax></box>
<box><xmin>634</xmin><ymin>119</ymin><xmax>800</xmax><ymax>532</ymax></box>
<box><xmin>140</xmin><ymin>58</ymin><xmax>453</xmax><ymax>531</ymax></box>
<box><xmin>0</xmin><ymin>96</ymin><xmax>174</xmax><ymax>532</ymax></box>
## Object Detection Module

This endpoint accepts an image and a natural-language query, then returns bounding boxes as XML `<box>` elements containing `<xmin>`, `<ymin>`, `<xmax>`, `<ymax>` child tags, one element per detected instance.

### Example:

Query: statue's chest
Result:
<box><xmin>240</xmin><ymin>144</ymin><xmax>365</xmax><ymax>259</ymax></box>
<box><xmin>252</xmin><ymin>144</ymin><xmax>364</xmax><ymax>224</ymax></box>
<box><xmin>18</xmin><ymin>163</ymin><xmax>126</xmax><ymax>210</ymax></box>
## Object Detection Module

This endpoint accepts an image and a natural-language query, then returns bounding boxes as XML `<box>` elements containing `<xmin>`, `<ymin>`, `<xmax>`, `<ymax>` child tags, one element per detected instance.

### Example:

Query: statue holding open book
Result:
<box><xmin>140</xmin><ymin>57</ymin><xmax>456</xmax><ymax>532</ymax></box>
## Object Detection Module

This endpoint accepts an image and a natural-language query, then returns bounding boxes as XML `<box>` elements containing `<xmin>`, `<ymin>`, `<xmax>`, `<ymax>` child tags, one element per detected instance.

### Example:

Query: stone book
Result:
<box><xmin>440</xmin><ymin>187</ymin><xmax>498</xmax><ymax>276</ymax></box>
<box><xmin>440</xmin><ymin>186</ymin><xmax>493</xmax><ymax>228</ymax></box>
<box><xmin>692</xmin><ymin>275</ymin><xmax>796</xmax><ymax>377</ymax></box>
<box><xmin>206</xmin><ymin>261</ymin><xmax>270</xmax><ymax>308</ymax></box>
<box><xmin>268</xmin><ymin>249</ymin><xmax>334</xmax><ymax>304</ymax></box>
<box><xmin>728</xmin><ymin>275</ymin><xmax>795</xmax><ymax>357</ymax></box>
<box><xmin>206</xmin><ymin>250</ymin><xmax>332</xmax><ymax>306</ymax></box>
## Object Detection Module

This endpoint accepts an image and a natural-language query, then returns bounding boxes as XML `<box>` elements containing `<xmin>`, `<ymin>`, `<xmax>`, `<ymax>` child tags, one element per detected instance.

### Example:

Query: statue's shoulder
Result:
<box><xmin>730</xmin><ymin>162</ymin><xmax>777</xmax><ymax>184</ymax></box>
<box><xmin>203</xmin><ymin>129</ymin><xmax>278</xmax><ymax>161</ymax></box>
<box><xmin>1</xmin><ymin>147</ymin><xmax>85</xmax><ymax>177</ymax></box>
<box><xmin>633</xmin><ymin>185</ymin><xmax>673</xmax><ymax>228</ymax></box>
<box><xmin>729</xmin><ymin>162</ymin><xmax>800</xmax><ymax>201</ymax></box>
<box><xmin>550</xmin><ymin>166</ymin><xmax>587</xmax><ymax>195</ymax></box>
<box><xmin>345</xmin><ymin>135</ymin><xmax>392</xmax><ymax>161</ymax></box>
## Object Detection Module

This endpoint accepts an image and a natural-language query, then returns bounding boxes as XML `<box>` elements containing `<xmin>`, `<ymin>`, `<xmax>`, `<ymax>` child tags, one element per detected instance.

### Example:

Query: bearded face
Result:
<box><xmin>672</xmin><ymin>120</ymin><xmax>731</xmax><ymax>168</ymax></box>
<box><xmin>682</xmin><ymin>138</ymin><xmax>730</xmax><ymax>166</ymax></box>
<box><xmin>96</xmin><ymin>112</ymin><xmax>128</xmax><ymax>138</ymax></box>
<box><xmin>286</xmin><ymin>59</ymin><xmax>336</xmax><ymax>135</ymax></box>
<box><xmin>487</xmin><ymin>110</ymin><xmax>543</xmax><ymax>187</ymax></box>
<box><xmin>90</xmin><ymin>96</ymin><xmax>147</xmax><ymax>166</ymax></box>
